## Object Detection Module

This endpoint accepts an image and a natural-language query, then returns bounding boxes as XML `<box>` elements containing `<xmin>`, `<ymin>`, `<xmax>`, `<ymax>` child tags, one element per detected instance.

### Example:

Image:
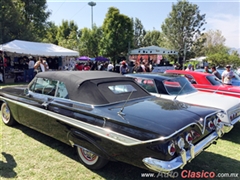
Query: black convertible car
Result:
<box><xmin>0</xmin><ymin>71</ymin><xmax>224</xmax><ymax>173</ymax></box>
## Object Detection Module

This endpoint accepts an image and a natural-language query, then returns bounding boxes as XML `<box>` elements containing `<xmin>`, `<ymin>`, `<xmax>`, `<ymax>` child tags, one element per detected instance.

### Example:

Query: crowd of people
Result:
<box><xmin>5</xmin><ymin>53</ymin><xmax>234</xmax><ymax>86</ymax></box>
<box><xmin>73</xmin><ymin>60</ymin><xmax>155</xmax><ymax>74</ymax></box>
<box><xmin>185</xmin><ymin>63</ymin><xmax>235</xmax><ymax>85</ymax></box>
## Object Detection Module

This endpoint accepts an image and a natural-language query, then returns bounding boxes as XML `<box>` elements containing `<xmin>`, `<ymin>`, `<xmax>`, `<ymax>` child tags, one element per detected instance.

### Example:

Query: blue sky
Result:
<box><xmin>46</xmin><ymin>0</ymin><xmax>240</xmax><ymax>49</ymax></box>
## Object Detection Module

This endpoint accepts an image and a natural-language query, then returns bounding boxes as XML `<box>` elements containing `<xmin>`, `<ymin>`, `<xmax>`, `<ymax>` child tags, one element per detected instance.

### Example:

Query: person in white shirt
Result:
<box><xmin>185</xmin><ymin>64</ymin><xmax>193</xmax><ymax>71</ymax></box>
<box><xmin>140</xmin><ymin>61</ymin><xmax>146</xmax><ymax>72</ymax></box>
<box><xmin>27</xmin><ymin>56</ymin><xmax>35</xmax><ymax>81</ymax></box>
<box><xmin>34</xmin><ymin>57</ymin><xmax>49</xmax><ymax>72</ymax></box>
<box><xmin>221</xmin><ymin>65</ymin><xmax>235</xmax><ymax>85</ymax></box>
<box><xmin>107</xmin><ymin>62</ymin><xmax>114</xmax><ymax>71</ymax></box>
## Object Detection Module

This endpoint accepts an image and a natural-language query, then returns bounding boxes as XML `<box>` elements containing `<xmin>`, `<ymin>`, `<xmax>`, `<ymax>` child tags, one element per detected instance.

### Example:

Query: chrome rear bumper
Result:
<box><xmin>223</xmin><ymin>117</ymin><xmax>240</xmax><ymax>133</ymax></box>
<box><xmin>142</xmin><ymin>131</ymin><xmax>219</xmax><ymax>173</ymax></box>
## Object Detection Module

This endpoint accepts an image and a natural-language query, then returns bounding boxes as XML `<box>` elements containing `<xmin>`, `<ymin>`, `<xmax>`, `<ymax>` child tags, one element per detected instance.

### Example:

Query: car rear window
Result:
<box><xmin>206</xmin><ymin>75</ymin><xmax>222</xmax><ymax>86</ymax></box>
<box><xmin>108</xmin><ymin>85</ymin><xmax>137</xmax><ymax>94</ymax></box>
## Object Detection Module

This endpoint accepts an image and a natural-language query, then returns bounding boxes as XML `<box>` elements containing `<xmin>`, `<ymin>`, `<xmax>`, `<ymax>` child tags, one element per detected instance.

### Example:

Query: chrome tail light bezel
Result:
<box><xmin>167</xmin><ymin>141</ymin><xmax>176</xmax><ymax>156</ymax></box>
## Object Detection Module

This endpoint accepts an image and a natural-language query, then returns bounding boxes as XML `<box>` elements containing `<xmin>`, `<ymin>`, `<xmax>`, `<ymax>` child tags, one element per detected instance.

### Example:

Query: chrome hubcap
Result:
<box><xmin>78</xmin><ymin>147</ymin><xmax>99</xmax><ymax>165</ymax></box>
<box><xmin>81</xmin><ymin>148</ymin><xmax>97</xmax><ymax>161</ymax></box>
<box><xmin>2</xmin><ymin>104</ymin><xmax>10</xmax><ymax>123</ymax></box>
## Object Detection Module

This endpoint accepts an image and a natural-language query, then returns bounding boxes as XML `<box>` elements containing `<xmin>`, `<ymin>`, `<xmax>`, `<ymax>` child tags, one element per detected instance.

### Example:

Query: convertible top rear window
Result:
<box><xmin>108</xmin><ymin>85</ymin><xmax>137</xmax><ymax>94</ymax></box>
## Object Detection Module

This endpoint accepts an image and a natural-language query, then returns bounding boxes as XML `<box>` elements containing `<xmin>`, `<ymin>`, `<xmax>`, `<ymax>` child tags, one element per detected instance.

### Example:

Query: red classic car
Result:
<box><xmin>165</xmin><ymin>70</ymin><xmax>240</xmax><ymax>98</ymax></box>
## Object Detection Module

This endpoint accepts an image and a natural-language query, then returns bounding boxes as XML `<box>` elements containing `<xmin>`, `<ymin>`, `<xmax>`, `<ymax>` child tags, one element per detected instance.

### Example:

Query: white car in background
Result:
<box><xmin>126</xmin><ymin>73</ymin><xmax>240</xmax><ymax>134</ymax></box>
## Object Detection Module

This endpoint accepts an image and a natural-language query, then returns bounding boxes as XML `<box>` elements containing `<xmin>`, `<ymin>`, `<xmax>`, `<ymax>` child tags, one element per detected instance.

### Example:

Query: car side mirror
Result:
<box><xmin>24</xmin><ymin>88</ymin><xmax>29</xmax><ymax>94</ymax></box>
<box><xmin>24</xmin><ymin>88</ymin><xmax>32</xmax><ymax>97</ymax></box>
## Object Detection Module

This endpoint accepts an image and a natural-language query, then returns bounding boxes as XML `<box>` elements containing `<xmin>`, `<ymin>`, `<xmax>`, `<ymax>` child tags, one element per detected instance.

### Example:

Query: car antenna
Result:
<box><xmin>174</xmin><ymin>81</ymin><xmax>188</xmax><ymax>101</ymax></box>
<box><xmin>213</xmin><ymin>83</ymin><xmax>221</xmax><ymax>94</ymax></box>
<box><xmin>118</xmin><ymin>90</ymin><xmax>134</xmax><ymax>116</ymax></box>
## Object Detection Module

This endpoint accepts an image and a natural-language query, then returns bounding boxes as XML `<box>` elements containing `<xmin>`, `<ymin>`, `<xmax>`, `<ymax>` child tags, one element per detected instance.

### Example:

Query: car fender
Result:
<box><xmin>68</xmin><ymin>128</ymin><xmax>115</xmax><ymax>161</ymax></box>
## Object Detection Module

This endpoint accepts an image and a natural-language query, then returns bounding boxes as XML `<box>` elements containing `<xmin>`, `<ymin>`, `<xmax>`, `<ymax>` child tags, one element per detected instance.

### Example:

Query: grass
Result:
<box><xmin>1</xmin><ymin>119</ymin><xmax>240</xmax><ymax>180</ymax></box>
<box><xmin>0</xmin><ymin>83</ymin><xmax>240</xmax><ymax>179</ymax></box>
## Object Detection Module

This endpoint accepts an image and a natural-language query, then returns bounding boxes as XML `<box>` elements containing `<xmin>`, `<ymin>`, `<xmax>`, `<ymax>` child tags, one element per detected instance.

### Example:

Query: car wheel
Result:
<box><xmin>76</xmin><ymin>146</ymin><xmax>108</xmax><ymax>170</ymax></box>
<box><xmin>1</xmin><ymin>102</ymin><xmax>16</xmax><ymax>126</ymax></box>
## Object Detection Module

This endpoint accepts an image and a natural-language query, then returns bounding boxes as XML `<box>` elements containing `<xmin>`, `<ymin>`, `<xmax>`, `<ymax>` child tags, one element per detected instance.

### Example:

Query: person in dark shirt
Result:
<box><xmin>133</xmin><ymin>61</ymin><xmax>143</xmax><ymax>73</ymax></box>
<box><xmin>211</xmin><ymin>66</ymin><xmax>221</xmax><ymax>79</ymax></box>
<box><xmin>204</xmin><ymin>66</ymin><xmax>211</xmax><ymax>73</ymax></box>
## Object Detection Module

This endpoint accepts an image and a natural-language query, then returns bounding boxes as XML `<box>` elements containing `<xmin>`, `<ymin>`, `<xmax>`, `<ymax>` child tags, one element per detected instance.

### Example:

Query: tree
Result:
<box><xmin>42</xmin><ymin>22</ymin><xmax>59</xmax><ymax>44</ymax></box>
<box><xmin>207</xmin><ymin>51</ymin><xmax>240</xmax><ymax>68</ymax></box>
<box><xmin>132</xmin><ymin>18</ymin><xmax>146</xmax><ymax>49</ymax></box>
<box><xmin>197</xmin><ymin>29</ymin><xmax>227</xmax><ymax>56</ymax></box>
<box><xmin>57</xmin><ymin>20</ymin><xmax>79</xmax><ymax>50</ymax></box>
<box><xmin>195</xmin><ymin>29</ymin><xmax>240</xmax><ymax>67</ymax></box>
<box><xmin>100</xmin><ymin>7</ymin><xmax>133</xmax><ymax>63</ymax></box>
<box><xmin>20</xmin><ymin>0</ymin><xmax>51</xmax><ymax>41</ymax></box>
<box><xmin>142</xmin><ymin>30</ymin><xmax>162</xmax><ymax>47</ymax></box>
<box><xmin>0</xmin><ymin>0</ymin><xmax>51</xmax><ymax>43</ymax></box>
<box><xmin>0</xmin><ymin>0</ymin><xmax>21</xmax><ymax>43</ymax></box>
<box><xmin>161</xmin><ymin>0</ymin><xmax>206</xmax><ymax>61</ymax></box>
<box><xmin>79</xmin><ymin>25</ymin><xmax>102</xmax><ymax>57</ymax></box>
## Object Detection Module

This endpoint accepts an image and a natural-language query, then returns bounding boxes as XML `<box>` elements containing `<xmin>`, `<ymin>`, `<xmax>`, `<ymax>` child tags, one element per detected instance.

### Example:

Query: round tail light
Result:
<box><xmin>190</xmin><ymin>130</ymin><xmax>200</xmax><ymax>139</ymax></box>
<box><xmin>186</xmin><ymin>133</ymin><xmax>193</xmax><ymax>144</ymax></box>
<box><xmin>168</xmin><ymin>142</ymin><xmax>176</xmax><ymax>156</ymax></box>
<box><xmin>208</xmin><ymin>121</ymin><xmax>215</xmax><ymax>130</ymax></box>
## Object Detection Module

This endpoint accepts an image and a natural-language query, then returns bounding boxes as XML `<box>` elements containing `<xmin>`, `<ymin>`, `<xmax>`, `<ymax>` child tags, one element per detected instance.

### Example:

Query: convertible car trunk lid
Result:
<box><xmin>107</xmin><ymin>97</ymin><xmax>217</xmax><ymax>137</ymax></box>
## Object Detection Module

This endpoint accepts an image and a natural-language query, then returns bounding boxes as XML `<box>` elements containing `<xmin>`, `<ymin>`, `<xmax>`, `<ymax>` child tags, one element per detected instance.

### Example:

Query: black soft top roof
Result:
<box><xmin>36</xmin><ymin>71</ymin><xmax>125</xmax><ymax>84</ymax></box>
<box><xmin>36</xmin><ymin>71</ymin><xmax>150</xmax><ymax>105</ymax></box>
<box><xmin>126</xmin><ymin>73</ymin><xmax>181</xmax><ymax>81</ymax></box>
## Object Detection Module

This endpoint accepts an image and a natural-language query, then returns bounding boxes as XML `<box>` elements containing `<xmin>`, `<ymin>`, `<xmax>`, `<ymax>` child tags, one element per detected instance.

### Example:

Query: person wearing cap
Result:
<box><xmin>185</xmin><ymin>64</ymin><xmax>193</xmax><ymax>71</ymax></box>
<box><xmin>221</xmin><ymin>65</ymin><xmax>235</xmax><ymax>85</ymax></box>
<box><xmin>27</xmin><ymin>56</ymin><xmax>35</xmax><ymax>81</ymax></box>
<box><xmin>119</xmin><ymin>61</ymin><xmax>129</xmax><ymax>75</ymax></box>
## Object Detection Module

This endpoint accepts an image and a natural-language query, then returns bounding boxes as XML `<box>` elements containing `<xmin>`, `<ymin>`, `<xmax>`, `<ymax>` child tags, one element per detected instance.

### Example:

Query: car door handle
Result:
<box><xmin>26</xmin><ymin>94</ymin><xmax>32</xmax><ymax>98</ymax></box>
<box><xmin>42</xmin><ymin>102</ymin><xmax>49</xmax><ymax>109</ymax></box>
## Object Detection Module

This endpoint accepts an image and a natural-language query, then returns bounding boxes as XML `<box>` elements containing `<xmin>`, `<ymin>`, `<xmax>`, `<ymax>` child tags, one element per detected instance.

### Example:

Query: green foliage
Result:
<box><xmin>100</xmin><ymin>7</ymin><xmax>133</xmax><ymax>62</ymax></box>
<box><xmin>57</xmin><ymin>20</ymin><xmax>79</xmax><ymax>50</ymax></box>
<box><xmin>207</xmin><ymin>52</ymin><xmax>240</xmax><ymax>68</ymax></box>
<box><xmin>79</xmin><ymin>25</ymin><xmax>102</xmax><ymax>57</ymax></box>
<box><xmin>0</xmin><ymin>0</ymin><xmax>50</xmax><ymax>43</ymax></box>
<box><xmin>132</xmin><ymin>18</ymin><xmax>146</xmax><ymax>49</ymax></box>
<box><xmin>196</xmin><ymin>29</ymin><xmax>228</xmax><ymax>56</ymax></box>
<box><xmin>161</xmin><ymin>0</ymin><xmax>206</xmax><ymax>61</ymax></box>
<box><xmin>42</xmin><ymin>22</ymin><xmax>59</xmax><ymax>44</ymax></box>
<box><xmin>142</xmin><ymin>30</ymin><xmax>162</xmax><ymax>47</ymax></box>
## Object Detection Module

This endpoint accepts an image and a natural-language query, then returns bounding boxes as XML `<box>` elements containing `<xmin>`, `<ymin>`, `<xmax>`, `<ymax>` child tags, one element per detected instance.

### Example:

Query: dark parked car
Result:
<box><xmin>126</xmin><ymin>73</ymin><xmax>240</xmax><ymax>134</ymax></box>
<box><xmin>1</xmin><ymin>71</ymin><xmax>224</xmax><ymax>173</ymax></box>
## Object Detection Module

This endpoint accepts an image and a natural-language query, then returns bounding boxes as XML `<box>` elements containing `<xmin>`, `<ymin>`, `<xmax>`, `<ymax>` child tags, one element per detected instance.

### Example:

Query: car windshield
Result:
<box><xmin>163</xmin><ymin>77</ymin><xmax>197</xmax><ymax>95</ymax></box>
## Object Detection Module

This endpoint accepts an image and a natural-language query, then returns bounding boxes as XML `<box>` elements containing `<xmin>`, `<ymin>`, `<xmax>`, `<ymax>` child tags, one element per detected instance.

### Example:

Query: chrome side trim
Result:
<box><xmin>142</xmin><ymin>131</ymin><xmax>219</xmax><ymax>173</ymax></box>
<box><xmin>217</xmin><ymin>111</ymin><xmax>240</xmax><ymax>133</ymax></box>
<box><xmin>231</xmin><ymin>116</ymin><xmax>240</xmax><ymax>125</ymax></box>
<box><xmin>197</xmin><ymin>88</ymin><xmax>240</xmax><ymax>97</ymax></box>
<box><xmin>0</xmin><ymin>97</ymin><xmax>210</xmax><ymax>146</ymax></box>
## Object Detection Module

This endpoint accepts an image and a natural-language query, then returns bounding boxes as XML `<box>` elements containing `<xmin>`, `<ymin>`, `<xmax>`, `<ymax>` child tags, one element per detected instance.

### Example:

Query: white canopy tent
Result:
<box><xmin>130</xmin><ymin>45</ymin><xmax>178</xmax><ymax>55</ymax></box>
<box><xmin>189</xmin><ymin>56</ymin><xmax>207</xmax><ymax>62</ymax></box>
<box><xmin>0</xmin><ymin>40</ymin><xmax>79</xmax><ymax>57</ymax></box>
